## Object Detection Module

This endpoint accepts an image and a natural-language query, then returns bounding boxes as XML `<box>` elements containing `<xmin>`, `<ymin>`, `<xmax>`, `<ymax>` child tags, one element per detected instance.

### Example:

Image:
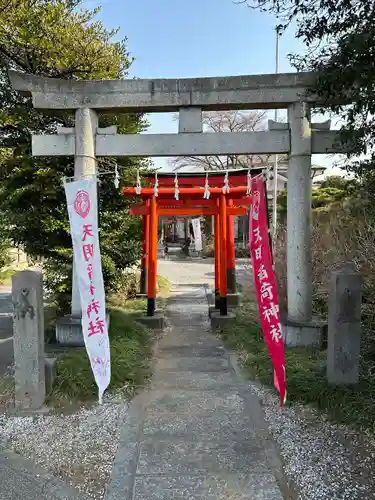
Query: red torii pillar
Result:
<box><xmin>219</xmin><ymin>193</ymin><xmax>228</xmax><ymax>315</ymax></box>
<box><xmin>214</xmin><ymin>198</ymin><xmax>221</xmax><ymax>309</ymax></box>
<box><xmin>140</xmin><ymin>200</ymin><xmax>150</xmax><ymax>295</ymax></box>
<box><xmin>147</xmin><ymin>196</ymin><xmax>158</xmax><ymax>316</ymax></box>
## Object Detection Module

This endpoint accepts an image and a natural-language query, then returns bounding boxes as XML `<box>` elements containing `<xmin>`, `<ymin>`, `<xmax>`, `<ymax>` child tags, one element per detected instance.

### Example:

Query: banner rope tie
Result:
<box><xmin>222</xmin><ymin>170</ymin><xmax>230</xmax><ymax>194</ymax></box>
<box><xmin>113</xmin><ymin>165</ymin><xmax>120</xmax><ymax>189</ymax></box>
<box><xmin>203</xmin><ymin>172</ymin><xmax>211</xmax><ymax>199</ymax></box>
<box><xmin>174</xmin><ymin>172</ymin><xmax>179</xmax><ymax>200</ymax></box>
<box><xmin>135</xmin><ymin>169</ymin><xmax>142</xmax><ymax>195</ymax></box>
<box><xmin>154</xmin><ymin>171</ymin><xmax>159</xmax><ymax>197</ymax></box>
<box><xmin>246</xmin><ymin>169</ymin><xmax>251</xmax><ymax>196</ymax></box>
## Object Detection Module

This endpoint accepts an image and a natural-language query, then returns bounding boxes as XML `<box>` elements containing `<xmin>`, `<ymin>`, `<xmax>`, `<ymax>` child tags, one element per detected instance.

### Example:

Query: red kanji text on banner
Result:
<box><xmin>64</xmin><ymin>177</ymin><xmax>111</xmax><ymax>404</ymax></box>
<box><xmin>249</xmin><ymin>174</ymin><xmax>287</xmax><ymax>405</ymax></box>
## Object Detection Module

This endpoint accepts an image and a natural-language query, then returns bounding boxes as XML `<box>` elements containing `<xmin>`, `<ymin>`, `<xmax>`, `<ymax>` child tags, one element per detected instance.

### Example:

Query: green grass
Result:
<box><xmin>219</xmin><ymin>293</ymin><xmax>375</xmax><ymax>435</ymax></box>
<box><xmin>49</xmin><ymin>275</ymin><xmax>171</xmax><ymax>405</ymax></box>
<box><xmin>0</xmin><ymin>262</ymin><xmax>30</xmax><ymax>285</ymax></box>
<box><xmin>50</xmin><ymin>308</ymin><xmax>151</xmax><ymax>404</ymax></box>
<box><xmin>118</xmin><ymin>274</ymin><xmax>172</xmax><ymax>312</ymax></box>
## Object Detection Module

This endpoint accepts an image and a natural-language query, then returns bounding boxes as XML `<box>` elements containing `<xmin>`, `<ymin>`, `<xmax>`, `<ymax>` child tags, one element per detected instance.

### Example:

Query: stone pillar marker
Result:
<box><xmin>327</xmin><ymin>263</ymin><xmax>362</xmax><ymax>385</ymax></box>
<box><xmin>12</xmin><ymin>269</ymin><xmax>45</xmax><ymax>410</ymax></box>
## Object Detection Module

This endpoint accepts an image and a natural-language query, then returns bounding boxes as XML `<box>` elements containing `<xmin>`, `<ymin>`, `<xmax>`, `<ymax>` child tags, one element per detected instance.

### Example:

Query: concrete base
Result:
<box><xmin>56</xmin><ymin>313</ymin><xmax>111</xmax><ymax>347</ymax></box>
<box><xmin>206</xmin><ymin>292</ymin><xmax>214</xmax><ymax>305</ymax></box>
<box><xmin>281</xmin><ymin>316</ymin><xmax>327</xmax><ymax>348</ymax></box>
<box><xmin>210</xmin><ymin>311</ymin><xmax>236</xmax><ymax>332</ymax></box>
<box><xmin>208</xmin><ymin>305</ymin><xmax>219</xmax><ymax>318</ymax></box>
<box><xmin>44</xmin><ymin>357</ymin><xmax>56</xmax><ymax>394</ymax></box>
<box><xmin>227</xmin><ymin>293</ymin><xmax>241</xmax><ymax>307</ymax></box>
<box><xmin>136</xmin><ymin>313</ymin><xmax>165</xmax><ymax>329</ymax></box>
<box><xmin>207</xmin><ymin>291</ymin><xmax>240</xmax><ymax>309</ymax></box>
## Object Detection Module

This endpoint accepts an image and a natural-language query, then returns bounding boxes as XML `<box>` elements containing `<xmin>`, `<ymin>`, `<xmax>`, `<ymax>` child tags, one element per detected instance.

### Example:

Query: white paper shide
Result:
<box><xmin>191</xmin><ymin>218</ymin><xmax>203</xmax><ymax>251</ymax></box>
<box><xmin>64</xmin><ymin>176</ymin><xmax>111</xmax><ymax>402</ymax></box>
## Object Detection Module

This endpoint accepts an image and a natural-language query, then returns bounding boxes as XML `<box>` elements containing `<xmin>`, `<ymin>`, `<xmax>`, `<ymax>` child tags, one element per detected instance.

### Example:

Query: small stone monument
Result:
<box><xmin>327</xmin><ymin>263</ymin><xmax>362</xmax><ymax>385</ymax></box>
<box><xmin>12</xmin><ymin>269</ymin><xmax>46</xmax><ymax>409</ymax></box>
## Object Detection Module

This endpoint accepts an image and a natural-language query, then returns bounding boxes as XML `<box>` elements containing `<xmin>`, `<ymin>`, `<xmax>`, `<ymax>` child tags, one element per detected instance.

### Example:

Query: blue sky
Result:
<box><xmin>89</xmin><ymin>0</ymin><xmax>340</xmax><ymax>176</ymax></box>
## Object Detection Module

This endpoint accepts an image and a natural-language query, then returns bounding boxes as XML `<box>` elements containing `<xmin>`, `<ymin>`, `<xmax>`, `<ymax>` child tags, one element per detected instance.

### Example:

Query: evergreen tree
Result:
<box><xmin>0</xmin><ymin>0</ymin><xmax>149</xmax><ymax>310</ymax></box>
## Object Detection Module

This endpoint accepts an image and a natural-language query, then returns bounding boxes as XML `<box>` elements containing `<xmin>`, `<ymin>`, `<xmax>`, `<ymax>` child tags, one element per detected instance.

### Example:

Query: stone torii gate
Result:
<box><xmin>9</xmin><ymin>70</ymin><xmax>347</xmax><ymax>344</ymax></box>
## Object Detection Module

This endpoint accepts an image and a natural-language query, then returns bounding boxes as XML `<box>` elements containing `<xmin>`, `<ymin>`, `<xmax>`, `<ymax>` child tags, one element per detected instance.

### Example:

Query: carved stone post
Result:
<box><xmin>327</xmin><ymin>264</ymin><xmax>362</xmax><ymax>385</ymax></box>
<box><xmin>12</xmin><ymin>269</ymin><xmax>45</xmax><ymax>409</ymax></box>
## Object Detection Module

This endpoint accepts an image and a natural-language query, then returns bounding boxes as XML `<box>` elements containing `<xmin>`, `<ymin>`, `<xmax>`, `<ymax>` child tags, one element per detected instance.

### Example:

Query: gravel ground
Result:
<box><xmin>251</xmin><ymin>383</ymin><xmax>375</xmax><ymax>499</ymax></box>
<box><xmin>0</xmin><ymin>394</ymin><xmax>128</xmax><ymax>499</ymax></box>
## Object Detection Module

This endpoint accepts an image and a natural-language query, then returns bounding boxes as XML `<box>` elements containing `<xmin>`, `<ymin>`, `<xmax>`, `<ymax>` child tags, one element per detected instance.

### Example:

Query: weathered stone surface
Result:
<box><xmin>137</xmin><ymin>438</ymin><xmax>266</xmax><ymax>475</ymax></box>
<box><xmin>133</xmin><ymin>474</ymin><xmax>283</xmax><ymax>500</ymax></box>
<box><xmin>282</xmin><ymin>316</ymin><xmax>326</xmax><ymax>347</ymax></box>
<box><xmin>136</xmin><ymin>313</ymin><xmax>164</xmax><ymax>329</ymax></box>
<box><xmin>227</xmin><ymin>292</ymin><xmax>241</xmax><ymax>307</ymax></box>
<box><xmin>9</xmin><ymin>70</ymin><xmax>319</xmax><ymax>112</ymax></box>
<box><xmin>150</xmin><ymin>372</ymin><xmax>236</xmax><ymax>391</ymax></box>
<box><xmin>158</xmin><ymin>344</ymin><xmax>226</xmax><ymax>358</ymax></box>
<box><xmin>210</xmin><ymin>311</ymin><xmax>236</xmax><ymax>331</ymax></box>
<box><xmin>155</xmin><ymin>355</ymin><xmax>230</xmax><ymax>372</ymax></box>
<box><xmin>56</xmin><ymin>314</ymin><xmax>84</xmax><ymax>347</ymax></box>
<box><xmin>56</xmin><ymin>313</ymin><xmax>110</xmax><ymax>347</ymax></box>
<box><xmin>12</xmin><ymin>269</ymin><xmax>45</xmax><ymax>410</ymax></box>
<box><xmin>142</xmin><ymin>407</ymin><xmax>257</xmax><ymax>442</ymax></box>
<box><xmin>0</xmin><ymin>447</ymin><xmax>90</xmax><ymax>500</ymax></box>
<box><xmin>146</xmin><ymin>389</ymin><xmax>245</xmax><ymax>414</ymax></box>
<box><xmin>327</xmin><ymin>263</ymin><xmax>362</xmax><ymax>385</ymax></box>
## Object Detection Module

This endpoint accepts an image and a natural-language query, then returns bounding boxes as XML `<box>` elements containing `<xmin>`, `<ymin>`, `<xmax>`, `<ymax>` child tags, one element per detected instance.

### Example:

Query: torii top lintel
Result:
<box><xmin>8</xmin><ymin>70</ymin><xmax>320</xmax><ymax>112</ymax></box>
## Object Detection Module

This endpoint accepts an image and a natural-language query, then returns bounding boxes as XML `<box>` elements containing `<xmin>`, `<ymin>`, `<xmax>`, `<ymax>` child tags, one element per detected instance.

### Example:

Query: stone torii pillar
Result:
<box><xmin>287</xmin><ymin>102</ymin><xmax>312</xmax><ymax>323</ymax></box>
<box><xmin>283</xmin><ymin>103</ymin><xmax>325</xmax><ymax>346</ymax></box>
<box><xmin>71</xmin><ymin>108</ymin><xmax>98</xmax><ymax>317</ymax></box>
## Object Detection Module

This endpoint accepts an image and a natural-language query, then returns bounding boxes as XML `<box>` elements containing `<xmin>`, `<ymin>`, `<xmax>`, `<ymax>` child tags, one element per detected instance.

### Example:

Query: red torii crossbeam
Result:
<box><xmin>123</xmin><ymin>170</ymin><xmax>252</xmax><ymax>317</ymax></box>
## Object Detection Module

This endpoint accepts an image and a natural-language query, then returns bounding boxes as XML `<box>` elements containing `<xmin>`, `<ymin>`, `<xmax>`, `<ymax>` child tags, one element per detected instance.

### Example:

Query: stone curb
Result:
<box><xmin>104</xmin><ymin>394</ymin><xmax>146</xmax><ymax>500</ymax></box>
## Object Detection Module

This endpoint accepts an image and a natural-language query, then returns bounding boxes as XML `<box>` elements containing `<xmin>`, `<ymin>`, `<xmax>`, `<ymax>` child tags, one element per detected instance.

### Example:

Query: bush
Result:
<box><xmin>0</xmin><ymin>247</ymin><xmax>12</xmax><ymax>271</ymax></box>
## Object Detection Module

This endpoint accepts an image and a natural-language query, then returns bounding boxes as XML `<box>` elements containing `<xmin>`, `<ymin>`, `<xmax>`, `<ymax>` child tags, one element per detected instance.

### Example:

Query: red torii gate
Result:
<box><xmin>123</xmin><ymin>170</ymin><xmax>252</xmax><ymax>317</ymax></box>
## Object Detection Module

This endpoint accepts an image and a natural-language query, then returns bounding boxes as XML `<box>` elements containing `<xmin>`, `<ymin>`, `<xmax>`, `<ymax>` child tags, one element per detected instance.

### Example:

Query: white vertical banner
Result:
<box><xmin>192</xmin><ymin>218</ymin><xmax>202</xmax><ymax>251</ymax></box>
<box><xmin>64</xmin><ymin>176</ymin><xmax>111</xmax><ymax>403</ymax></box>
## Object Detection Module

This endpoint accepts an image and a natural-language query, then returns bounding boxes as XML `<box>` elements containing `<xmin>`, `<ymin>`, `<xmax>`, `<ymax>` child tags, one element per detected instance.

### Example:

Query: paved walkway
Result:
<box><xmin>105</xmin><ymin>283</ymin><xmax>284</xmax><ymax>499</ymax></box>
<box><xmin>0</xmin><ymin>446</ymin><xmax>90</xmax><ymax>500</ymax></box>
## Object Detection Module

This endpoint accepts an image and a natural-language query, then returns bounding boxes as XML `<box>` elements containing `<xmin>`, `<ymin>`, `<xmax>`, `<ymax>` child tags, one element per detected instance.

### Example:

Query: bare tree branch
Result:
<box><xmin>171</xmin><ymin>109</ymin><xmax>277</xmax><ymax>171</ymax></box>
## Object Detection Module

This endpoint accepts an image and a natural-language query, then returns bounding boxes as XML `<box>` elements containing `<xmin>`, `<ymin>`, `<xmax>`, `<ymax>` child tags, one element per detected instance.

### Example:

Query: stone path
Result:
<box><xmin>105</xmin><ymin>283</ymin><xmax>285</xmax><ymax>499</ymax></box>
<box><xmin>0</xmin><ymin>446</ymin><xmax>90</xmax><ymax>500</ymax></box>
